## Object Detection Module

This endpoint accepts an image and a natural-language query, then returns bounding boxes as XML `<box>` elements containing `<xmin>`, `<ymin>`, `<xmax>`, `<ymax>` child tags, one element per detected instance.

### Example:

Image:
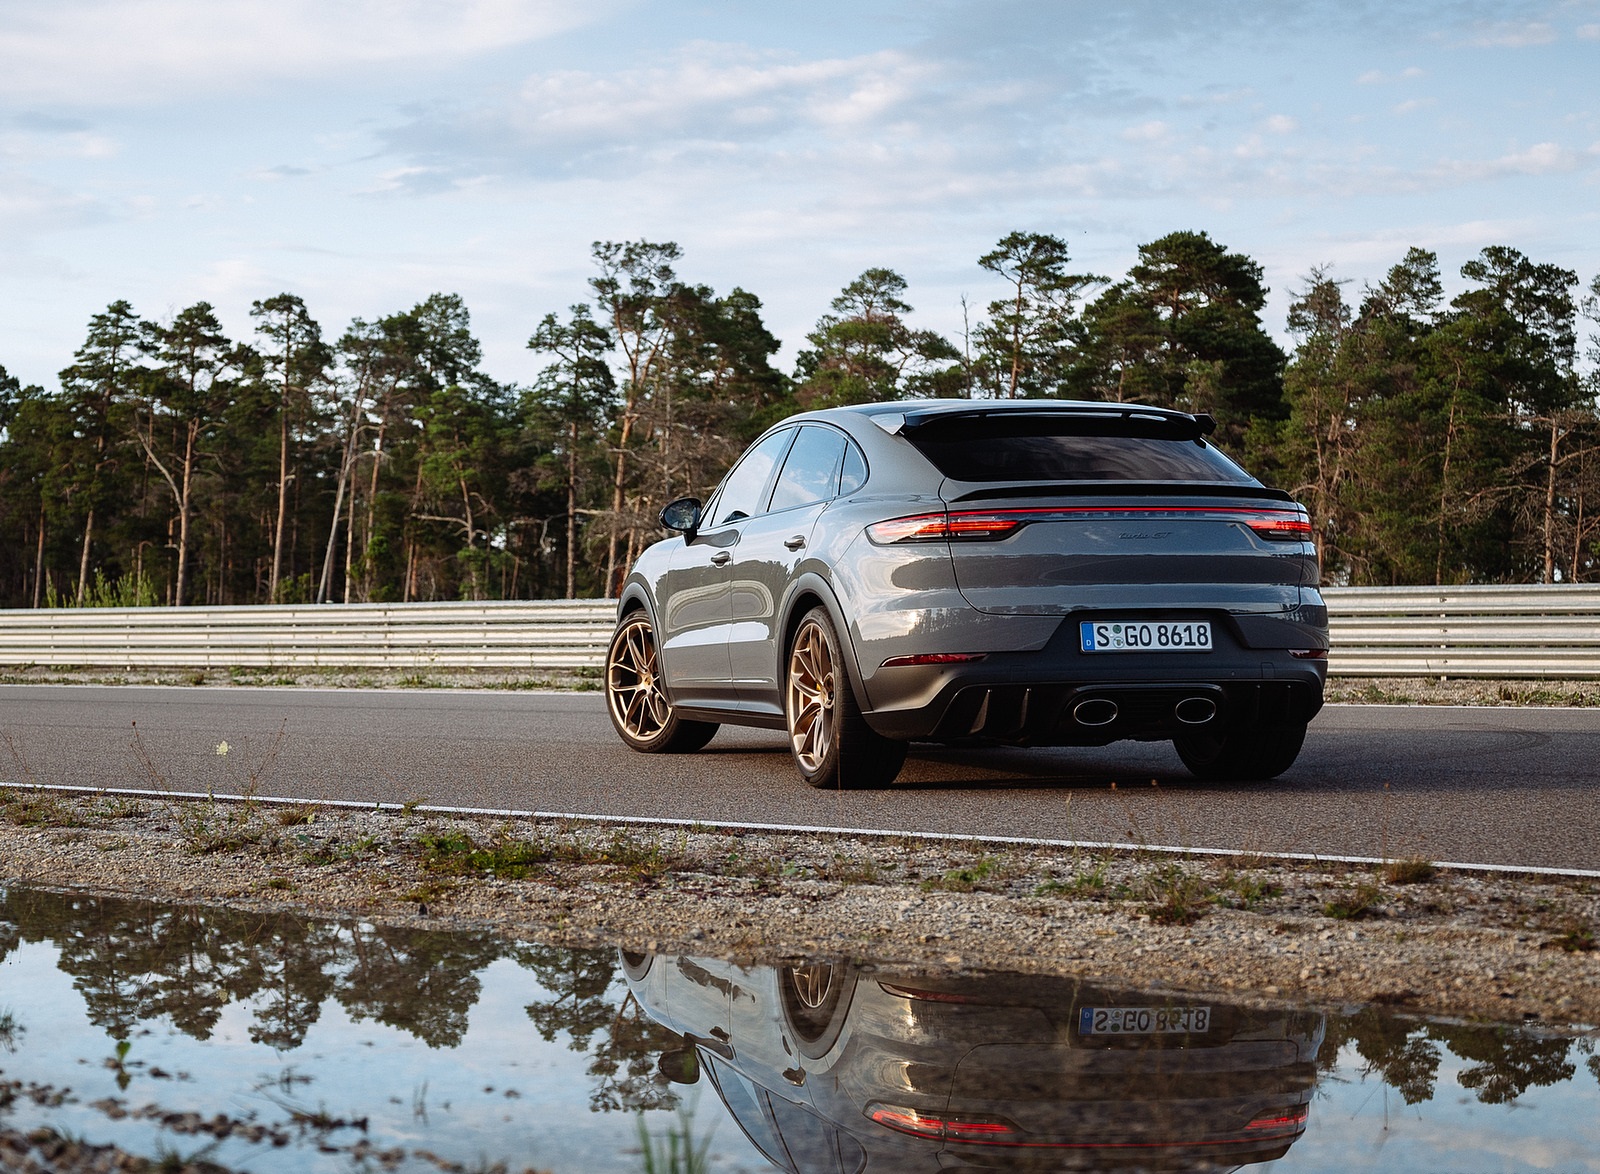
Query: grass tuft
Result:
<box><xmin>1323</xmin><ymin>880</ymin><xmax>1384</xmax><ymax>920</ymax></box>
<box><xmin>1383</xmin><ymin>857</ymin><xmax>1438</xmax><ymax>885</ymax></box>
<box><xmin>1140</xmin><ymin>863</ymin><xmax>1212</xmax><ymax>925</ymax></box>
<box><xmin>922</xmin><ymin>856</ymin><xmax>1004</xmax><ymax>893</ymax></box>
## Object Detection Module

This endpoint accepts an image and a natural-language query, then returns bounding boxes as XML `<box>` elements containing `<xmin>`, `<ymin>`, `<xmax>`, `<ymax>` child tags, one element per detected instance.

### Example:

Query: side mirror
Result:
<box><xmin>659</xmin><ymin>497</ymin><xmax>702</xmax><ymax>536</ymax></box>
<box><xmin>657</xmin><ymin>1047</ymin><xmax>700</xmax><ymax>1085</ymax></box>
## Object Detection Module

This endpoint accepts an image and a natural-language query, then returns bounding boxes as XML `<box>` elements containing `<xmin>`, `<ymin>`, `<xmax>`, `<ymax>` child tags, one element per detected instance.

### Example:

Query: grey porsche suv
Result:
<box><xmin>605</xmin><ymin>399</ymin><xmax>1327</xmax><ymax>788</ymax></box>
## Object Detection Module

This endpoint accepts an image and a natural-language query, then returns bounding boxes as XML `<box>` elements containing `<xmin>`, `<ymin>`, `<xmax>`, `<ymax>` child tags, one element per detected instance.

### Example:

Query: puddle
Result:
<box><xmin>0</xmin><ymin>887</ymin><xmax>1595</xmax><ymax>1172</ymax></box>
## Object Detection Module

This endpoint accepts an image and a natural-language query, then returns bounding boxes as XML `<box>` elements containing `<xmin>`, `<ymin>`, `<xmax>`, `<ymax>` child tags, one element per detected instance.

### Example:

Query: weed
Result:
<box><xmin>590</xmin><ymin>829</ymin><xmax>675</xmax><ymax>881</ymax></box>
<box><xmin>1547</xmin><ymin>922</ymin><xmax>1596</xmax><ymax>953</ymax></box>
<box><xmin>1036</xmin><ymin>857</ymin><xmax>1117</xmax><ymax>899</ymax></box>
<box><xmin>265</xmin><ymin>877</ymin><xmax>293</xmax><ymax>890</ymax></box>
<box><xmin>1324</xmin><ymin>880</ymin><xmax>1385</xmax><ymax>920</ymax></box>
<box><xmin>0</xmin><ymin>789</ymin><xmax>82</xmax><ymax>828</ymax></box>
<box><xmin>90</xmin><ymin>794</ymin><xmax>147</xmax><ymax>820</ymax></box>
<box><xmin>399</xmin><ymin>795</ymin><xmax>429</xmax><ymax>817</ymax></box>
<box><xmin>922</xmin><ymin>856</ymin><xmax>1004</xmax><ymax>893</ymax></box>
<box><xmin>400</xmin><ymin>879</ymin><xmax>453</xmax><ymax>905</ymax></box>
<box><xmin>418</xmin><ymin>831</ymin><xmax>548</xmax><ymax>879</ymax></box>
<box><xmin>1218</xmin><ymin>870</ymin><xmax>1284</xmax><ymax>909</ymax></box>
<box><xmin>276</xmin><ymin>802</ymin><xmax>319</xmax><ymax>827</ymax></box>
<box><xmin>637</xmin><ymin>1104</ymin><xmax>714</xmax><ymax>1174</ymax></box>
<box><xmin>825</xmin><ymin>852</ymin><xmax>880</xmax><ymax>884</ymax></box>
<box><xmin>0</xmin><ymin>1008</ymin><xmax>22</xmax><ymax>1053</ymax></box>
<box><xmin>1141</xmin><ymin>863</ymin><xmax>1213</xmax><ymax>925</ymax></box>
<box><xmin>174</xmin><ymin>800</ymin><xmax>268</xmax><ymax>854</ymax></box>
<box><xmin>1384</xmin><ymin>857</ymin><xmax>1439</xmax><ymax>885</ymax></box>
<box><xmin>298</xmin><ymin>834</ymin><xmax>380</xmax><ymax>866</ymax></box>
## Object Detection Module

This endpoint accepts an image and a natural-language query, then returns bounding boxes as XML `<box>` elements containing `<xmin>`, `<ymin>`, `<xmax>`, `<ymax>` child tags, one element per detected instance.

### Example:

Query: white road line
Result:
<box><xmin>9</xmin><ymin>781</ymin><xmax>1600</xmax><ymax>880</ymax></box>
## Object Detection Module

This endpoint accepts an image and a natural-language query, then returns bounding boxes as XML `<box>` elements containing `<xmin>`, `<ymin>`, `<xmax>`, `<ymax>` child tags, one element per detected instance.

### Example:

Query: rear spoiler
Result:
<box><xmin>872</xmin><ymin>406</ymin><xmax>1217</xmax><ymax>440</ymax></box>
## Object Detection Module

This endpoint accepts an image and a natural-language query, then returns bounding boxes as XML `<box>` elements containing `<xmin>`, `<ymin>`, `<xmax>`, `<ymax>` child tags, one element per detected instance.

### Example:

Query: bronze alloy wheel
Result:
<box><xmin>784</xmin><ymin>607</ymin><xmax>907</xmax><ymax>788</ymax></box>
<box><xmin>780</xmin><ymin>959</ymin><xmax>859</xmax><ymax>1057</ymax></box>
<box><xmin>605</xmin><ymin>612</ymin><xmax>718</xmax><ymax>754</ymax></box>
<box><xmin>786</xmin><ymin>618</ymin><xmax>836</xmax><ymax>774</ymax></box>
<box><xmin>787</xmin><ymin>962</ymin><xmax>836</xmax><ymax>1011</ymax></box>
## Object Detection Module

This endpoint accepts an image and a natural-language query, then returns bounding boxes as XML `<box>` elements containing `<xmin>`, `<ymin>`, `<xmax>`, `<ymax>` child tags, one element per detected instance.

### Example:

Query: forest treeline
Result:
<box><xmin>1</xmin><ymin>230</ymin><xmax>1598</xmax><ymax>607</ymax></box>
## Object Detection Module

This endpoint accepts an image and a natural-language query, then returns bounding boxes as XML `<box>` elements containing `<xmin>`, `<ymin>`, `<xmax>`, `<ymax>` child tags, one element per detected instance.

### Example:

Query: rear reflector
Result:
<box><xmin>866</xmin><ymin>506</ymin><xmax>1314</xmax><ymax>544</ymax></box>
<box><xmin>879</xmin><ymin>653</ymin><xmax>987</xmax><ymax>668</ymax></box>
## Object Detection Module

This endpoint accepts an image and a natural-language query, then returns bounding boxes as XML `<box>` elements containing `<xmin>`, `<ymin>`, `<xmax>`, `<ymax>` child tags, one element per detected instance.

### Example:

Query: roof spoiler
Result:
<box><xmin>874</xmin><ymin>405</ymin><xmax>1217</xmax><ymax>439</ymax></box>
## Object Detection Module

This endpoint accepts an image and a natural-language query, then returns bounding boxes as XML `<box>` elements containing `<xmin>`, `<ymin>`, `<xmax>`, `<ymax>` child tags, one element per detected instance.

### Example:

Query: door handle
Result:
<box><xmin>710</xmin><ymin>551</ymin><xmax>732</xmax><ymax>566</ymax></box>
<box><xmin>783</xmin><ymin>535</ymin><xmax>806</xmax><ymax>551</ymax></box>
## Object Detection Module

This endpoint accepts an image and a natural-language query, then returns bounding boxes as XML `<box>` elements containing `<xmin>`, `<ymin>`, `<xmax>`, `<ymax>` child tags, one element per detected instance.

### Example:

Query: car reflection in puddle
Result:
<box><xmin>3</xmin><ymin>885</ymin><xmax>1598</xmax><ymax>1173</ymax></box>
<box><xmin>624</xmin><ymin>951</ymin><xmax>1321</xmax><ymax>1172</ymax></box>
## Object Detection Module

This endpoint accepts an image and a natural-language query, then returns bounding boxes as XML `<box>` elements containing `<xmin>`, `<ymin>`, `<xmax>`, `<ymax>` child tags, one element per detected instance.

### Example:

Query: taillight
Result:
<box><xmin>1245</xmin><ymin>513</ymin><xmax>1314</xmax><ymax>541</ymax></box>
<box><xmin>866</xmin><ymin>506</ymin><xmax>1314</xmax><ymax>544</ymax></box>
<box><xmin>1289</xmin><ymin>648</ymin><xmax>1327</xmax><ymax>660</ymax></box>
<box><xmin>866</xmin><ymin>512</ymin><xmax>1021</xmax><ymax>543</ymax></box>
<box><xmin>868</xmin><ymin>1104</ymin><xmax>1018</xmax><ymax>1141</ymax></box>
<box><xmin>1245</xmin><ymin>1105</ymin><xmax>1309</xmax><ymax>1134</ymax></box>
<box><xmin>879</xmin><ymin>653</ymin><xmax>987</xmax><ymax>668</ymax></box>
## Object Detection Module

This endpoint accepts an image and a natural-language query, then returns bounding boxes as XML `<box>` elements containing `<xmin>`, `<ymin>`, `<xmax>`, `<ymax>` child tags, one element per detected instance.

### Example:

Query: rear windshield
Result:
<box><xmin>905</xmin><ymin>413</ymin><xmax>1256</xmax><ymax>484</ymax></box>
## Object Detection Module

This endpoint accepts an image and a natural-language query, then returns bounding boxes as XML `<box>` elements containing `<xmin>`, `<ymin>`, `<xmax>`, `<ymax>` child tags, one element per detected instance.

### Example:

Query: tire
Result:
<box><xmin>605</xmin><ymin>611</ymin><xmax>718</xmax><ymax>753</ymax></box>
<box><xmin>1174</xmin><ymin>721</ymin><xmax>1307</xmax><ymax>781</ymax></box>
<box><xmin>785</xmin><ymin>607</ymin><xmax>907</xmax><ymax>788</ymax></box>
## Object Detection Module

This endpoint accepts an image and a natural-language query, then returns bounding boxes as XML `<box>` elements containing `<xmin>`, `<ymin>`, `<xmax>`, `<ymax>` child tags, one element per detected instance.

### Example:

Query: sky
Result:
<box><xmin>3</xmin><ymin>0</ymin><xmax>1598</xmax><ymax>391</ymax></box>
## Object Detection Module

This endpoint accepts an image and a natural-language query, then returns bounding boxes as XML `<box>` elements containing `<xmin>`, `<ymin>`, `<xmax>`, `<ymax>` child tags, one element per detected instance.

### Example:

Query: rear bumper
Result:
<box><xmin>861</xmin><ymin>617</ymin><xmax>1325</xmax><ymax>744</ymax></box>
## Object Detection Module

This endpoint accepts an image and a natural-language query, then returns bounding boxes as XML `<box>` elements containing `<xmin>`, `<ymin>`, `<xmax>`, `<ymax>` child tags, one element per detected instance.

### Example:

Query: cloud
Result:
<box><xmin>0</xmin><ymin>171</ymin><xmax>112</xmax><ymax>234</ymax></box>
<box><xmin>1459</xmin><ymin>20</ymin><xmax>1558</xmax><ymax>47</ymax></box>
<box><xmin>377</xmin><ymin>43</ymin><xmax>1007</xmax><ymax>191</ymax></box>
<box><xmin>1121</xmin><ymin>120</ymin><xmax>1172</xmax><ymax>142</ymax></box>
<box><xmin>1265</xmin><ymin>114</ymin><xmax>1298</xmax><ymax>134</ymax></box>
<box><xmin>0</xmin><ymin>0</ymin><xmax>612</xmax><ymax>104</ymax></box>
<box><xmin>0</xmin><ymin>127</ymin><xmax>117</xmax><ymax>162</ymax></box>
<box><xmin>1392</xmin><ymin>98</ymin><xmax>1436</xmax><ymax>114</ymax></box>
<box><xmin>250</xmin><ymin>164</ymin><xmax>314</xmax><ymax>181</ymax></box>
<box><xmin>1578</xmin><ymin>23</ymin><xmax>1600</xmax><ymax>39</ymax></box>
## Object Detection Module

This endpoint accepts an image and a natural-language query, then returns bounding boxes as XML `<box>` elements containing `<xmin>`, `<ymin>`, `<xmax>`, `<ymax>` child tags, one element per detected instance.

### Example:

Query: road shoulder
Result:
<box><xmin>2</xmin><ymin>787</ymin><xmax>1595</xmax><ymax>1028</ymax></box>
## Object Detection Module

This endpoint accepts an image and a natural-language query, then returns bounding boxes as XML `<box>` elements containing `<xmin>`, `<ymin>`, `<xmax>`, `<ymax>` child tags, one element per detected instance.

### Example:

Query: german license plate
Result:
<box><xmin>1079</xmin><ymin>1005</ymin><xmax>1211</xmax><ymax>1035</ymax></box>
<box><xmin>1079</xmin><ymin>620</ymin><xmax>1211</xmax><ymax>652</ymax></box>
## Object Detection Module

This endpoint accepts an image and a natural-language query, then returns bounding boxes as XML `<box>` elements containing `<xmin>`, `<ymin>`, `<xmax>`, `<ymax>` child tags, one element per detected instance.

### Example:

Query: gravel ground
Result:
<box><xmin>1</xmin><ymin>785</ymin><xmax>1596</xmax><ymax>1033</ymax></box>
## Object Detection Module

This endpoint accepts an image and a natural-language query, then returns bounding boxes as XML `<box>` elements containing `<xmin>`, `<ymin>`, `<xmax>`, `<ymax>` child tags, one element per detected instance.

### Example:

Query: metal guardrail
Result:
<box><xmin>1321</xmin><ymin>585</ymin><xmax>1600</xmax><ymax>678</ymax></box>
<box><xmin>0</xmin><ymin>600</ymin><xmax>617</xmax><ymax>670</ymax></box>
<box><xmin>0</xmin><ymin>586</ymin><xmax>1597</xmax><ymax>677</ymax></box>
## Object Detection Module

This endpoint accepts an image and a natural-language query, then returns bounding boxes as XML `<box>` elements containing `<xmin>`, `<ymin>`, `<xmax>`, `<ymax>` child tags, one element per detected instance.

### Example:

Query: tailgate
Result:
<box><xmin>940</xmin><ymin>494</ymin><xmax>1318</xmax><ymax>617</ymax></box>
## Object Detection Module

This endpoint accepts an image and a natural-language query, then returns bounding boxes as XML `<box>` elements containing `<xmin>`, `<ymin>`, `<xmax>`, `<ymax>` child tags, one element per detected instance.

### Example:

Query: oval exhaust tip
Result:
<box><xmin>1174</xmin><ymin>696</ymin><xmax>1218</xmax><ymax>725</ymax></box>
<box><xmin>1073</xmin><ymin>698</ymin><xmax>1118</xmax><ymax>727</ymax></box>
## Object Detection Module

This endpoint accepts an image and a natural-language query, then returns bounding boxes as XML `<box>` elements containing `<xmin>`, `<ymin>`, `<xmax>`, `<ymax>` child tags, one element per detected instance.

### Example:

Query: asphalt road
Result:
<box><xmin>2</xmin><ymin>685</ymin><xmax>1596</xmax><ymax>872</ymax></box>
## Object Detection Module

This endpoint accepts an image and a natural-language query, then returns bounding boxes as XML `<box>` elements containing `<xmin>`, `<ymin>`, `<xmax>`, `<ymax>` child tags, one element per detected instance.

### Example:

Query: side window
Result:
<box><xmin>839</xmin><ymin>441</ymin><xmax>867</xmax><ymax>496</ymax></box>
<box><xmin>703</xmin><ymin>1058</ymin><xmax>789</xmax><ymax>1170</ymax></box>
<box><xmin>768</xmin><ymin>427</ymin><xmax>847</xmax><ymax>513</ymax></box>
<box><xmin>712</xmin><ymin>430</ymin><xmax>795</xmax><ymax>525</ymax></box>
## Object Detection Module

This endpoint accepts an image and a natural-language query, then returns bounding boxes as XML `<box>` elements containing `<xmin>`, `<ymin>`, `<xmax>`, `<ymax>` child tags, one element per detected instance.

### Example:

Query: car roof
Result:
<box><xmin>793</xmin><ymin>398</ymin><xmax>1214</xmax><ymax>437</ymax></box>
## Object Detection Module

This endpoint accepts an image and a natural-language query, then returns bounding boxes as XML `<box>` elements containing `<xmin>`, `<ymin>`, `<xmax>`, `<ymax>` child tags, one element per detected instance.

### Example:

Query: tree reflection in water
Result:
<box><xmin>1318</xmin><ymin>1002</ymin><xmax>1585</xmax><ymax>1104</ymax></box>
<box><xmin>0</xmin><ymin>886</ymin><xmax>677</xmax><ymax>1114</ymax></box>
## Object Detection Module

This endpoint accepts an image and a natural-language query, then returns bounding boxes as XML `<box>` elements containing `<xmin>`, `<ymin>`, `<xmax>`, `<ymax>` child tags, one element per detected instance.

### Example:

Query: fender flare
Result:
<box><xmin>774</xmin><ymin>571</ymin><xmax>873</xmax><ymax>711</ymax></box>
